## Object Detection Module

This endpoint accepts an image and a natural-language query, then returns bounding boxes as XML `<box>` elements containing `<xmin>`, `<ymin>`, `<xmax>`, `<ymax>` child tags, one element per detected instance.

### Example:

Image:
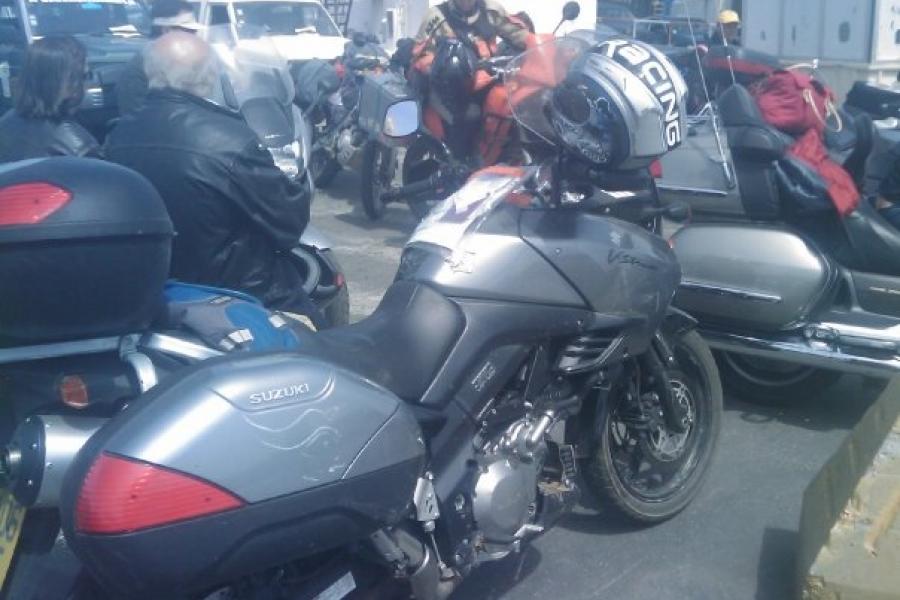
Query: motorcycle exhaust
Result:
<box><xmin>702</xmin><ymin>327</ymin><xmax>900</xmax><ymax>378</ymax></box>
<box><xmin>2</xmin><ymin>415</ymin><xmax>107</xmax><ymax>508</ymax></box>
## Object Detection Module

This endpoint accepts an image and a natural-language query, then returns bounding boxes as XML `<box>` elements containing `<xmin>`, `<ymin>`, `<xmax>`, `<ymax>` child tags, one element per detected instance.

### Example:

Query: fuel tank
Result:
<box><xmin>519</xmin><ymin>210</ymin><xmax>681</xmax><ymax>332</ymax></box>
<box><xmin>670</xmin><ymin>224</ymin><xmax>835</xmax><ymax>331</ymax></box>
<box><xmin>60</xmin><ymin>353</ymin><xmax>425</xmax><ymax>598</ymax></box>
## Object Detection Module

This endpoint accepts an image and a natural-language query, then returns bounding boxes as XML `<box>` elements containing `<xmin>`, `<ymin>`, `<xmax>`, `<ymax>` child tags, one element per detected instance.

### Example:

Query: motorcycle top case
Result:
<box><xmin>0</xmin><ymin>158</ymin><xmax>173</xmax><ymax>346</ymax></box>
<box><xmin>670</xmin><ymin>223</ymin><xmax>834</xmax><ymax>331</ymax></box>
<box><xmin>61</xmin><ymin>352</ymin><xmax>425</xmax><ymax>598</ymax></box>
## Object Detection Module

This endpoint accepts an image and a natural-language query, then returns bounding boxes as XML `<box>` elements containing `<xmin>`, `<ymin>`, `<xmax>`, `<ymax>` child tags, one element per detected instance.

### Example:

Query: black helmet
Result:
<box><xmin>548</xmin><ymin>72</ymin><xmax>628</xmax><ymax>167</ymax></box>
<box><xmin>448</xmin><ymin>0</ymin><xmax>479</xmax><ymax>20</ymax></box>
<box><xmin>430</xmin><ymin>38</ymin><xmax>477</xmax><ymax>115</ymax></box>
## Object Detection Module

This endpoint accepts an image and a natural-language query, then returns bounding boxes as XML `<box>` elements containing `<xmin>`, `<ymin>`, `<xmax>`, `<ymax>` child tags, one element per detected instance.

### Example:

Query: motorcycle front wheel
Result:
<box><xmin>583</xmin><ymin>330</ymin><xmax>722</xmax><ymax>523</ymax></box>
<box><xmin>716</xmin><ymin>352</ymin><xmax>841</xmax><ymax>405</ymax></box>
<box><xmin>309</xmin><ymin>148</ymin><xmax>342</xmax><ymax>189</ymax></box>
<box><xmin>360</xmin><ymin>141</ymin><xmax>395</xmax><ymax>221</ymax></box>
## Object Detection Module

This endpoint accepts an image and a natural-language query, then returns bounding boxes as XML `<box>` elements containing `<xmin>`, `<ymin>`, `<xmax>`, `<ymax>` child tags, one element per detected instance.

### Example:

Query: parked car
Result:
<box><xmin>191</xmin><ymin>0</ymin><xmax>348</xmax><ymax>63</ymax></box>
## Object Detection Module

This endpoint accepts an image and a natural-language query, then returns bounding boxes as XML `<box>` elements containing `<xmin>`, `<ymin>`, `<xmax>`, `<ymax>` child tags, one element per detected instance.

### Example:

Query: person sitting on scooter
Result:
<box><xmin>0</xmin><ymin>35</ymin><xmax>100</xmax><ymax>162</ymax></box>
<box><xmin>411</xmin><ymin>0</ymin><xmax>534</xmax><ymax>165</ymax></box>
<box><xmin>105</xmin><ymin>32</ymin><xmax>326</xmax><ymax>328</ymax></box>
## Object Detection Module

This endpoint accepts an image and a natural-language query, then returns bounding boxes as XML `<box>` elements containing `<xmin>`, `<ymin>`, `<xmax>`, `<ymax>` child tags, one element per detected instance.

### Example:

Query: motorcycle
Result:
<box><xmin>4</xmin><ymin>31</ymin><xmax>720</xmax><ymax>600</ymax></box>
<box><xmin>206</xmin><ymin>24</ymin><xmax>350</xmax><ymax>326</ymax></box>
<box><xmin>294</xmin><ymin>32</ymin><xmax>395</xmax><ymax>190</ymax></box>
<box><xmin>360</xmin><ymin>4</ymin><xmax>586</xmax><ymax>222</ymax></box>
<box><xmin>656</xmin><ymin>48</ymin><xmax>900</xmax><ymax>402</ymax></box>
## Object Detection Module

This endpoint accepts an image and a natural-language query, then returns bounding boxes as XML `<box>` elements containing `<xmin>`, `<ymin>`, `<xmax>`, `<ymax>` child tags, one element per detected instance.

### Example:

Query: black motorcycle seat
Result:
<box><xmin>293</xmin><ymin>281</ymin><xmax>464</xmax><ymax>402</ymax></box>
<box><xmin>719</xmin><ymin>84</ymin><xmax>791</xmax><ymax>161</ymax></box>
<box><xmin>842</xmin><ymin>199</ymin><xmax>900</xmax><ymax>275</ymax></box>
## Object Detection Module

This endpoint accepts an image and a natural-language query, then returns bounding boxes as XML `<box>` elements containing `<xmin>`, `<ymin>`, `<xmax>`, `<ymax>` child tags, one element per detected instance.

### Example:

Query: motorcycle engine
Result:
<box><xmin>471</xmin><ymin>416</ymin><xmax>551</xmax><ymax>553</ymax></box>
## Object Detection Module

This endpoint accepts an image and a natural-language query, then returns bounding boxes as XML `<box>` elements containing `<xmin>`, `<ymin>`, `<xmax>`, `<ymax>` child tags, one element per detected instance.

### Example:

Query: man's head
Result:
<box><xmin>151</xmin><ymin>0</ymin><xmax>202</xmax><ymax>37</ymax></box>
<box><xmin>449</xmin><ymin>0</ymin><xmax>479</xmax><ymax>19</ymax></box>
<box><xmin>717</xmin><ymin>9</ymin><xmax>740</xmax><ymax>44</ymax></box>
<box><xmin>145</xmin><ymin>31</ymin><xmax>218</xmax><ymax>99</ymax></box>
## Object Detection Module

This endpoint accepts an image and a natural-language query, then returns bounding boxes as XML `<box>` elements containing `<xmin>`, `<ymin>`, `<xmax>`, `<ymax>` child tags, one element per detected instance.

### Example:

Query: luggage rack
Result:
<box><xmin>321</xmin><ymin>0</ymin><xmax>354</xmax><ymax>35</ymax></box>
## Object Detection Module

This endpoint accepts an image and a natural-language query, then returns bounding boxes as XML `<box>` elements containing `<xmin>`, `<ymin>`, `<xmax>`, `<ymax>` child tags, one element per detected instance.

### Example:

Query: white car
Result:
<box><xmin>192</xmin><ymin>0</ymin><xmax>347</xmax><ymax>63</ymax></box>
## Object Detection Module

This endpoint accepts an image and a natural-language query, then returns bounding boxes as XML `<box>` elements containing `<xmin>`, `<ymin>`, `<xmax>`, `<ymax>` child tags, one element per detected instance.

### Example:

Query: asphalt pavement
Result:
<box><xmin>313</xmin><ymin>171</ymin><xmax>883</xmax><ymax>600</ymax></box>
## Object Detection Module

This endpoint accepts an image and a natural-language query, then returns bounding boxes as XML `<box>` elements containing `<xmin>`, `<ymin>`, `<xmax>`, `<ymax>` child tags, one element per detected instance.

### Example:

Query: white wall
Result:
<box><xmin>496</xmin><ymin>0</ymin><xmax>596</xmax><ymax>35</ymax></box>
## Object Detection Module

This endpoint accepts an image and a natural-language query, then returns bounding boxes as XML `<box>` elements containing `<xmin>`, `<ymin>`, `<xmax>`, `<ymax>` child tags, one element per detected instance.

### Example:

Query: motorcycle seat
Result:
<box><xmin>842</xmin><ymin>198</ymin><xmax>900</xmax><ymax>276</ymax></box>
<box><xmin>293</xmin><ymin>281</ymin><xmax>464</xmax><ymax>403</ymax></box>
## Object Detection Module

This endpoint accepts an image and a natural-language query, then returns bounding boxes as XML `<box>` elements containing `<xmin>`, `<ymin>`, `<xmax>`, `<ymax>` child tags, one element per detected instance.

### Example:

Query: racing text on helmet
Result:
<box><xmin>597</xmin><ymin>39</ymin><xmax>683</xmax><ymax>149</ymax></box>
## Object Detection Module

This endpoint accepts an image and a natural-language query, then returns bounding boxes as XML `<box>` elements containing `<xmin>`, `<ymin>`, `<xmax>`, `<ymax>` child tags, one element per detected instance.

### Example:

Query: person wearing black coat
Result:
<box><xmin>105</xmin><ymin>32</ymin><xmax>322</xmax><ymax>326</ymax></box>
<box><xmin>0</xmin><ymin>35</ymin><xmax>100</xmax><ymax>162</ymax></box>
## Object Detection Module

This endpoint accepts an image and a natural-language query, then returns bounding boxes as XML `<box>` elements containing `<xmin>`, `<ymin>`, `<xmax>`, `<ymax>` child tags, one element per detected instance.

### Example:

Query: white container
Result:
<box><xmin>743</xmin><ymin>0</ymin><xmax>782</xmax><ymax>56</ymax></box>
<box><xmin>781</xmin><ymin>0</ymin><xmax>822</xmax><ymax>59</ymax></box>
<box><xmin>872</xmin><ymin>0</ymin><xmax>900</xmax><ymax>62</ymax></box>
<box><xmin>821</xmin><ymin>0</ymin><xmax>872</xmax><ymax>62</ymax></box>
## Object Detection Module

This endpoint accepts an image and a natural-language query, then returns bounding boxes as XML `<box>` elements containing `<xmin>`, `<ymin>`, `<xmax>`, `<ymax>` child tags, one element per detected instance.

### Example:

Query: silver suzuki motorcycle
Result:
<box><xmin>658</xmin><ymin>48</ymin><xmax>900</xmax><ymax>401</ymax></box>
<box><xmin>1</xmin><ymin>34</ymin><xmax>720</xmax><ymax>600</ymax></box>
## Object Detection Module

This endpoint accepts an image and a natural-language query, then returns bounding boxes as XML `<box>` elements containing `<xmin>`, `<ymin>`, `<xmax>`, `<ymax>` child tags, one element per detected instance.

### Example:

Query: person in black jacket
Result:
<box><xmin>0</xmin><ymin>35</ymin><xmax>100</xmax><ymax>162</ymax></box>
<box><xmin>116</xmin><ymin>0</ymin><xmax>202</xmax><ymax>116</ymax></box>
<box><xmin>105</xmin><ymin>32</ymin><xmax>323</xmax><ymax>327</ymax></box>
<box><xmin>877</xmin><ymin>142</ymin><xmax>900</xmax><ymax>229</ymax></box>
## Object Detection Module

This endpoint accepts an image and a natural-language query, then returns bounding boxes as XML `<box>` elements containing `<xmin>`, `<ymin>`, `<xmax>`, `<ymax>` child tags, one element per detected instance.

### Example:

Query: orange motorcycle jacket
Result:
<box><xmin>412</xmin><ymin>0</ymin><xmax>532</xmax><ymax>75</ymax></box>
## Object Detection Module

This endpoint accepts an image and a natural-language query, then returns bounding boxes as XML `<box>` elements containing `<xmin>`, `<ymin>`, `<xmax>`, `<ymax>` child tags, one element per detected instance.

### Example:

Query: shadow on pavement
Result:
<box><xmin>755</xmin><ymin>528</ymin><xmax>798</xmax><ymax>600</ymax></box>
<box><xmin>450</xmin><ymin>545</ymin><xmax>543</xmax><ymax>599</ymax></box>
<box><xmin>724</xmin><ymin>375</ymin><xmax>884</xmax><ymax>433</ymax></box>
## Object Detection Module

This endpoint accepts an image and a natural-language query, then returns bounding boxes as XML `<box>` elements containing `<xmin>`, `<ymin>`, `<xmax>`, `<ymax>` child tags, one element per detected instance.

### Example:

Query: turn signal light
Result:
<box><xmin>59</xmin><ymin>375</ymin><xmax>89</xmax><ymax>409</ymax></box>
<box><xmin>0</xmin><ymin>183</ymin><xmax>71</xmax><ymax>226</ymax></box>
<box><xmin>649</xmin><ymin>160</ymin><xmax>663</xmax><ymax>179</ymax></box>
<box><xmin>75</xmin><ymin>453</ymin><xmax>244</xmax><ymax>534</ymax></box>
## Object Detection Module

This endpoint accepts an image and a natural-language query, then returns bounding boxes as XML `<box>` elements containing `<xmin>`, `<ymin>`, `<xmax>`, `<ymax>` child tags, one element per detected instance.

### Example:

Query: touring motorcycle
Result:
<box><xmin>1</xmin><ymin>32</ymin><xmax>720</xmax><ymax>600</ymax></box>
<box><xmin>656</xmin><ymin>46</ymin><xmax>900</xmax><ymax>401</ymax></box>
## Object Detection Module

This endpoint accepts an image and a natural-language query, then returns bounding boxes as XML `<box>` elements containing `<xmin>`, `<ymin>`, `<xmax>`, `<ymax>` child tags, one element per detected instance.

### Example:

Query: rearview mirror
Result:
<box><xmin>563</xmin><ymin>1</ymin><xmax>581</xmax><ymax>22</ymax></box>
<box><xmin>383</xmin><ymin>100</ymin><xmax>418</xmax><ymax>138</ymax></box>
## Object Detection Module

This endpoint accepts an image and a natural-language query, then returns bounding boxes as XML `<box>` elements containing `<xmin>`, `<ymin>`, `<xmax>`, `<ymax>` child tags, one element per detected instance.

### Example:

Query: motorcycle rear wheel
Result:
<box><xmin>583</xmin><ymin>330</ymin><xmax>722</xmax><ymax>523</ymax></box>
<box><xmin>716</xmin><ymin>352</ymin><xmax>841</xmax><ymax>405</ymax></box>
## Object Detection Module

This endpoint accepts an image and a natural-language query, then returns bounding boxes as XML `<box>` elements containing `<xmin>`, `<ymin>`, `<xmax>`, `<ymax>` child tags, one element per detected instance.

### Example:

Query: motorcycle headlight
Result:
<box><xmin>268</xmin><ymin>142</ymin><xmax>302</xmax><ymax>179</ymax></box>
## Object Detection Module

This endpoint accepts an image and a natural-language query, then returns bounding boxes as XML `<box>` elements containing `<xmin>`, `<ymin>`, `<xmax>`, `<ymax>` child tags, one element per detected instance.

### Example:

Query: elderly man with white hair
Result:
<box><xmin>105</xmin><ymin>32</ymin><xmax>324</xmax><ymax>327</ymax></box>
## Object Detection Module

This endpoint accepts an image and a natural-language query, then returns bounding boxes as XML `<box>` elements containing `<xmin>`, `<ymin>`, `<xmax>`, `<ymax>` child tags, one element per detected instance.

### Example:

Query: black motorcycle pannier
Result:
<box><xmin>846</xmin><ymin>81</ymin><xmax>900</xmax><ymax>120</ymax></box>
<box><xmin>291</xmin><ymin>59</ymin><xmax>341</xmax><ymax>108</ymax></box>
<box><xmin>0</xmin><ymin>158</ymin><xmax>173</xmax><ymax>346</ymax></box>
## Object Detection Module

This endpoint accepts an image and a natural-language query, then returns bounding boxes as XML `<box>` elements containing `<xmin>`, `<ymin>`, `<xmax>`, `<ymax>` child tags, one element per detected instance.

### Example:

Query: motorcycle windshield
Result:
<box><xmin>504</xmin><ymin>35</ymin><xmax>592</xmax><ymax>147</ymax></box>
<box><xmin>409</xmin><ymin>167</ymin><xmax>534</xmax><ymax>252</ymax></box>
<box><xmin>205</xmin><ymin>24</ymin><xmax>294</xmax><ymax>108</ymax></box>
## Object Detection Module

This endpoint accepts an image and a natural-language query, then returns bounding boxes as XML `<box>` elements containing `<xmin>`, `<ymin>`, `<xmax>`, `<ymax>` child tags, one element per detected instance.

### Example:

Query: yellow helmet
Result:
<box><xmin>718</xmin><ymin>9</ymin><xmax>740</xmax><ymax>25</ymax></box>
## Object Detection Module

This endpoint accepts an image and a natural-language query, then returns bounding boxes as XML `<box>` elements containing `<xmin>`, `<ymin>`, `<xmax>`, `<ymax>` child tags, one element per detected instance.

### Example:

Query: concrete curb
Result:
<box><xmin>798</xmin><ymin>377</ymin><xmax>900</xmax><ymax>599</ymax></box>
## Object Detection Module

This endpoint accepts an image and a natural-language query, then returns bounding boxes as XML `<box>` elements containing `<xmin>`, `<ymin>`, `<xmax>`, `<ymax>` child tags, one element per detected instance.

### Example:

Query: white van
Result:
<box><xmin>191</xmin><ymin>0</ymin><xmax>347</xmax><ymax>62</ymax></box>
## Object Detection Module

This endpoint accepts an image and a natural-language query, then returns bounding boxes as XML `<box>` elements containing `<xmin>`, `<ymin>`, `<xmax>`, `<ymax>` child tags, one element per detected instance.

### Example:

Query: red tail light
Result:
<box><xmin>649</xmin><ymin>160</ymin><xmax>663</xmax><ymax>179</ymax></box>
<box><xmin>75</xmin><ymin>453</ymin><xmax>244</xmax><ymax>534</ymax></box>
<box><xmin>59</xmin><ymin>375</ymin><xmax>89</xmax><ymax>409</ymax></box>
<box><xmin>0</xmin><ymin>183</ymin><xmax>71</xmax><ymax>226</ymax></box>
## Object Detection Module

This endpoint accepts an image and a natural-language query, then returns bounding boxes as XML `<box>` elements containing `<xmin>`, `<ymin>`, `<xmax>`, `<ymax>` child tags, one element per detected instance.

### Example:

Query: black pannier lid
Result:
<box><xmin>0</xmin><ymin>158</ymin><xmax>174</xmax><ymax>346</ymax></box>
<box><xmin>0</xmin><ymin>157</ymin><xmax>173</xmax><ymax>243</ymax></box>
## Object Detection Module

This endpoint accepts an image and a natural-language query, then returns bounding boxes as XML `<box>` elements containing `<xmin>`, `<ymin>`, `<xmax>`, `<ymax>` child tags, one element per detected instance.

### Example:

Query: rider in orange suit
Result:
<box><xmin>411</xmin><ymin>0</ymin><xmax>537</xmax><ymax>165</ymax></box>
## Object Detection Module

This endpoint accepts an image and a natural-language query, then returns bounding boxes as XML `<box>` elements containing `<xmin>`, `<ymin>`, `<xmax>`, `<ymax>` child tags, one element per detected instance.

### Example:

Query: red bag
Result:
<box><xmin>789</xmin><ymin>129</ymin><xmax>859</xmax><ymax>216</ymax></box>
<box><xmin>753</xmin><ymin>70</ymin><xmax>835</xmax><ymax>134</ymax></box>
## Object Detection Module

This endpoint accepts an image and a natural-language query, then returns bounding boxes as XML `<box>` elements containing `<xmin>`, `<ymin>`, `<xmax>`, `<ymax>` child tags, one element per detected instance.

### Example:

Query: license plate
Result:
<box><xmin>0</xmin><ymin>488</ymin><xmax>25</xmax><ymax>592</ymax></box>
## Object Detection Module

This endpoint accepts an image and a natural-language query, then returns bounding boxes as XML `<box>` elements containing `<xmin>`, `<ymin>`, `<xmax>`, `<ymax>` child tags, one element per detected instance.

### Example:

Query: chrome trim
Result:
<box><xmin>679</xmin><ymin>280</ymin><xmax>783</xmax><ymax>304</ymax></box>
<box><xmin>656</xmin><ymin>184</ymin><xmax>730</xmax><ymax>197</ymax></box>
<box><xmin>120</xmin><ymin>335</ymin><xmax>158</xmax><ymax>392</ymax></box>
<box><xmin>0</xmin><ymin>337</ymin><xmax>122</xmax><ymax>365</ymax></box>
<box><xmin>702</xmin><ymin>329</ymin><xmax>900</xmax><ymax>378</ymax></box>
<box><xmin>143</xmin><ymin>333</ymin><xmax>223</xmax><ymax>361</ymax></box>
